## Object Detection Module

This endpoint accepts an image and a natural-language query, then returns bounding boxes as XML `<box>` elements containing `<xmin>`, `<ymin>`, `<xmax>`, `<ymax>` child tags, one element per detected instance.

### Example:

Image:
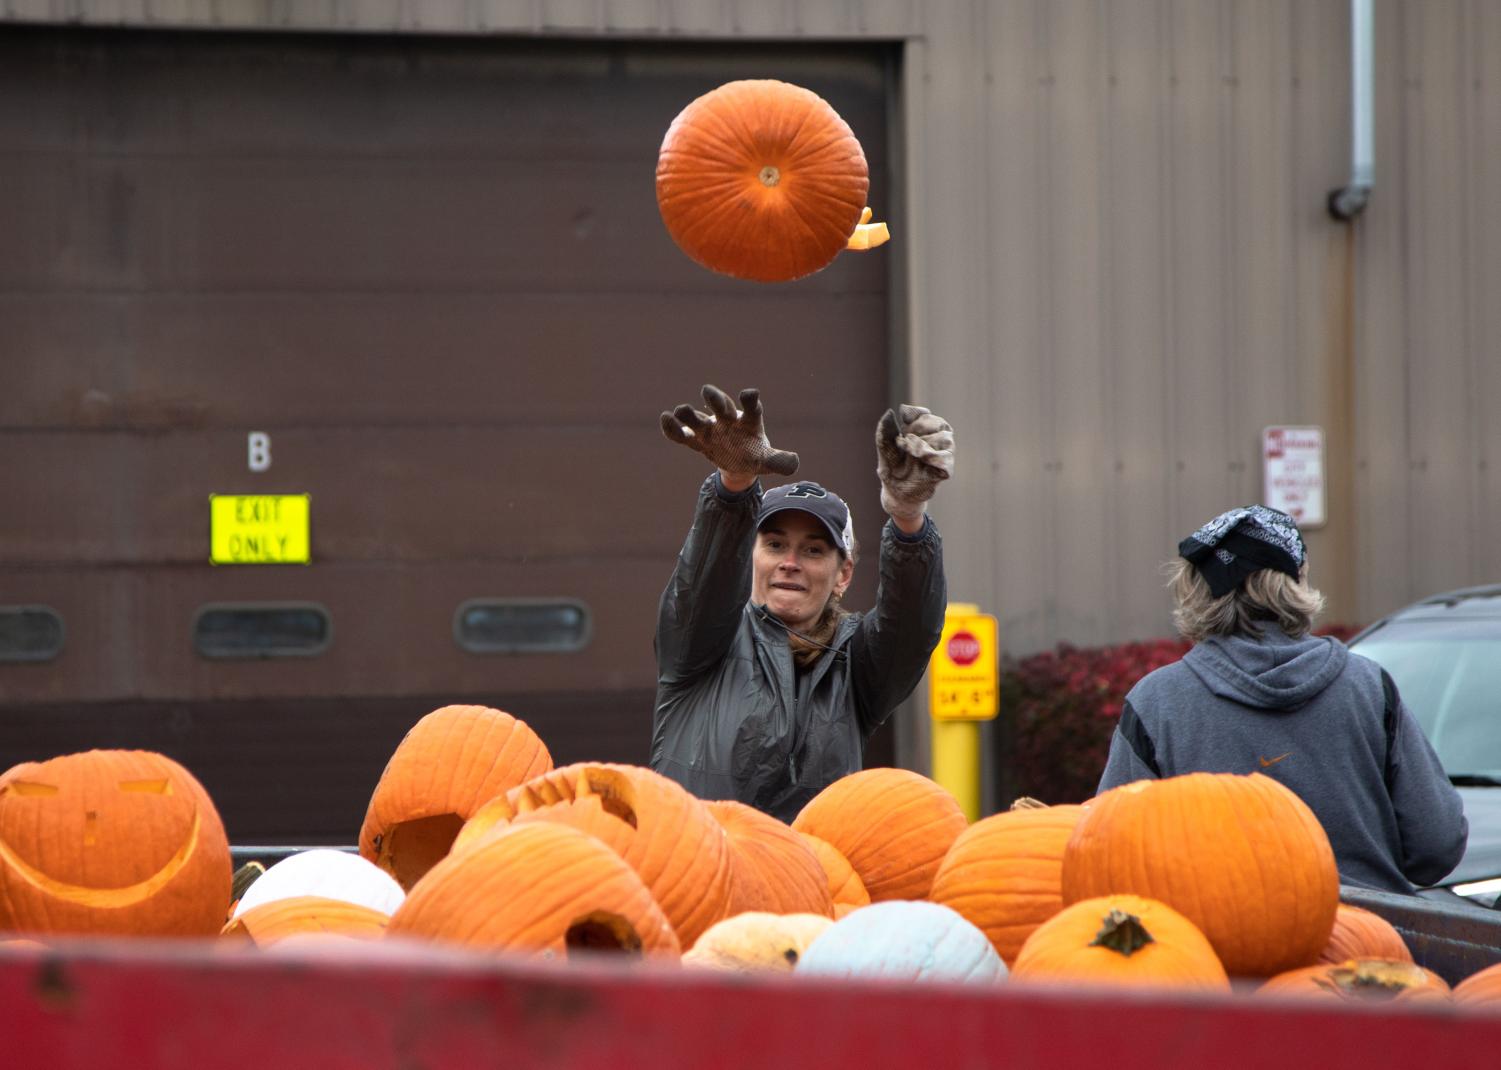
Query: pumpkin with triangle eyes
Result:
<box><xmin>0</xmin><ymin>749</ymin><xmax>231</xmax><ymax>936</ymax></box>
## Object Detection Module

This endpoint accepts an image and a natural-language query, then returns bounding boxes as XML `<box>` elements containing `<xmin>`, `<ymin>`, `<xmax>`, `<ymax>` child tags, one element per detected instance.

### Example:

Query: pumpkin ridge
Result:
<box><xmin>848</xmin><ymin>806</ymin><xmax>964</xmax><ymax>871</ymax></box>
<box><xmin>667</xmin><ymin>182</ymin><xmax>768</xmax><ymax>248</ymax></box>
<box><xmin>694</xmin><ymin>91</ymin><xmax>771</xmax><ymax>175</ymax></box>
<box><xmin>771</xmin><ymin>95</ymin><xmax>823</xmax><ymax>167</ymax></box>
<box><xmin>652</xmin><ymin>821</ymin><xmax>731</xmax><ymax>934</ymax></box>
<box><xmin>453</xmin><ymin>716</ymin><xmax>495</xmax><ymax>814</ymax></box>
<box><xmin>776</xmin><ymin>190</ymin><xmax>835</xmax><ymax>265</ymax></box>
<box><xmin>831</xmin><ymin>793</ymin><xmax>939</xmax><ymax>859</ymax></box>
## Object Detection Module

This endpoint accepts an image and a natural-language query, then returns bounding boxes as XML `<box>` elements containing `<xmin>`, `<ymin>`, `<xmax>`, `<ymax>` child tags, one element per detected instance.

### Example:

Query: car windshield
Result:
<box><xmin>1352</xmin><ymin>618</ymin><xmax>1501</xmax><ymax>780</ymax></box>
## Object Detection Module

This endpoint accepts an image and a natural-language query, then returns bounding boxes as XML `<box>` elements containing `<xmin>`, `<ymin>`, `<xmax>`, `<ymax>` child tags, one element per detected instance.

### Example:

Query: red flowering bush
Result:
<box><xmin>999</xmin><ymin>639</ymin><xmax>1189</xmax><ymax>805</ymax></box>
<box><xmin>998</xmin><ymin>624</ymin><xmax>1361</xmax><ymax>805</ymax></box>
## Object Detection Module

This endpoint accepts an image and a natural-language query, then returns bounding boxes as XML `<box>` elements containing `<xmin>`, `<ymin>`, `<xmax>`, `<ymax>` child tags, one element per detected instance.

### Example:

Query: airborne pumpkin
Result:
<box><xmin>656</xmin><ymin>79</ymin><xmax>873</xmax><ymax>283</ymax></box>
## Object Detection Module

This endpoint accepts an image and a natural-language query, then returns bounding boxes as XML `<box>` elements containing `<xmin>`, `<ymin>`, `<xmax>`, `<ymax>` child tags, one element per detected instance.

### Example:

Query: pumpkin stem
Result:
<box><xmin>1009</xmin><ymin>796</ymin><xmax>1048</xmax><ymax>811</ymax></box>
<box><xmin>230</xmin><ymin>861</ymin><xmax>266</xmax><ymax>903</ymax></box>
<box><xmin>758</xmin><ymin>165</ymin><xmax>781</xmax><ymax>188</ymax></box>
<box><xmin>1089</xmin><ymin>909</ymin><xmax>1156</xmax><ymax>957</ymax></box>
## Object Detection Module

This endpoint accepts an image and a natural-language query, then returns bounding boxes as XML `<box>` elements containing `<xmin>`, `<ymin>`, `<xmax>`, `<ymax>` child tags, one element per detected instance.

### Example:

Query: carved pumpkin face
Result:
<box><xmin>0</xmin><ymin>750</ymin><xmax>231</xmax><ymax>936</ymax></box>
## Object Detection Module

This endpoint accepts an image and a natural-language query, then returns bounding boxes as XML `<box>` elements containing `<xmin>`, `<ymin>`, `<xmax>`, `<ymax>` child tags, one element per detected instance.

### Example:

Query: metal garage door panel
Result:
<box><xmin>0</xmin><ymin>292</ymin><xmax>887</xmax><ymax>428</ymax></box>
<box><xmin>1</xmin><ymin>29</ymin><xmax>895</xmax><ymax>837</ymax></box>
<box><xmin>1</xmin><ymin>424</ymin><xmax>886</xmax><ymax>565</ymax></box>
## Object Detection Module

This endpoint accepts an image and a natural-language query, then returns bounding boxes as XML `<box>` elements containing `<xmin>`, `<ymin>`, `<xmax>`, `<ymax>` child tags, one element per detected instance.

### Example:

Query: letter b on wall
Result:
<box><xmin>248</xmin><ymin>432</ymin><xmax>271</xmax><ymax>473</ymax></box>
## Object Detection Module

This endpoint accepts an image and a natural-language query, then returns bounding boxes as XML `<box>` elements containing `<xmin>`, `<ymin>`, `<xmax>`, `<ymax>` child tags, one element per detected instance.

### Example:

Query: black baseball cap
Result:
<box><xmin>756</xmin><ymin>481</ymin><xmax>854</xmax><ymax>557</ymax></box>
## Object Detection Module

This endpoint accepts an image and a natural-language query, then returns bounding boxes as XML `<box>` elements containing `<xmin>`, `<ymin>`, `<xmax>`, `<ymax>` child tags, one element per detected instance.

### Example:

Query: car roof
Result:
<box><xmin>1355</xmin><ymin>584</ymin><xmax>1501</xmax><ymax>638</ymax></box>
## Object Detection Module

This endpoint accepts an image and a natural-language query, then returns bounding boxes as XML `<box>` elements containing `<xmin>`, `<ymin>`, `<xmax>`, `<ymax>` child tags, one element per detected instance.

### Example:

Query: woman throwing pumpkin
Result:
<box><xmin>651</xmin><ymin>385</ymin><xmax>952</xmax><ymax>822</ymax></box>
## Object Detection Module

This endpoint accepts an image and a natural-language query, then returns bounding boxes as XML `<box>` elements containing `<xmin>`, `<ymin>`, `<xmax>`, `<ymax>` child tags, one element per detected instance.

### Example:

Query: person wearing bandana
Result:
<box><xmin>1098</xmin><ymin>505</ymin><xmax>1467</xmax><ymax>895</ymax></box>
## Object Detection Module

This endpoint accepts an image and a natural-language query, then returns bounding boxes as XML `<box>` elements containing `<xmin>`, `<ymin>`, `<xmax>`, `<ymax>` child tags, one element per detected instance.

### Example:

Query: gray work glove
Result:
<box><xmin>875</xmin><ymin>404</ymin><xmax>955</xmax><ymax>522</ymax></box>
<box><xmin>660</xmin><ymin>384</ymin><xmax>800</xmax><ymax>477</ymax></box>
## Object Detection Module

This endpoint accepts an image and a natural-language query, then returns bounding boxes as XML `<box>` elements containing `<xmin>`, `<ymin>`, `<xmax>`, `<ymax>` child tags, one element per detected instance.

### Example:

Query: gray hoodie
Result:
<box><xmin>1098</xmin><ymin>623</ymin><xmax>1468</xmax><ymax>894</ymax></box>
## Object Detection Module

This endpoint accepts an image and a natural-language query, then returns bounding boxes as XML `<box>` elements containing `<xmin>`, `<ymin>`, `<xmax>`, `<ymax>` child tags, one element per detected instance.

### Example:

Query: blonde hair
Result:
<box><xmin>1167</xmin><ymin>558</ymin><xmax>1326</xmax><ymax>644</ymax></box>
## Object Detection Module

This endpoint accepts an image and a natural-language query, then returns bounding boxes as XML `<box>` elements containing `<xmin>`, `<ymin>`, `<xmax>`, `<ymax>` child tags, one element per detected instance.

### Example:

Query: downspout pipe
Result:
<box><xmin>1328</xmin><ymin>0</ymin><xmax>1374</xmax><ymax>220</ymax></box>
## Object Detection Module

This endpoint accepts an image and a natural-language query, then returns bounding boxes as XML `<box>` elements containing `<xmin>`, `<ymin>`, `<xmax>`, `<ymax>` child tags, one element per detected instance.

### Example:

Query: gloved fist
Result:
<box><xmin>875</xmin><ymin>404</ymin><xmax>954</xmax><ymax>521</ymax></box>
<box><xmin>660</xmin><ymin>385</ymin><xmax>800</xmax><ymax>478</ymax></box>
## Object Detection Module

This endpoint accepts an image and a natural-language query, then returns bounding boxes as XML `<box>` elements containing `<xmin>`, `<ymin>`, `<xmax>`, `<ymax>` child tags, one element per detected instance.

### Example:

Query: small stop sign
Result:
<box><xmin>947</xmin><ymin>630</ymin><xmax>981</xmax><ymax>666</ymax></box>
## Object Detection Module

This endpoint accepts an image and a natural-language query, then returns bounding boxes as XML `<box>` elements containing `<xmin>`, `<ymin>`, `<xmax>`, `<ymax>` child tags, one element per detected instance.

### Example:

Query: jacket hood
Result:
<box><xmin>1182</xmin><ymin>623</ymin><xmax>1347</xmax><ymax>711</ymax></box>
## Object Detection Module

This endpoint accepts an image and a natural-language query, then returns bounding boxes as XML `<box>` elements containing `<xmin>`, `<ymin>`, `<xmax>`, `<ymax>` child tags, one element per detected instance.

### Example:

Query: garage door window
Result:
<box><xmin>0</xmin><ymin>606</ymin><xmax>65</xmax><ymax>662</ymax></box>
<box><xmin>455</xmin><ymin>599</ymin><xmax>591</xmax><ymax>654</ymax></box>
<box><xmin>194</xmin><ymin>604</ymin><xmax>331</xmax><ymax>659</ymax></box>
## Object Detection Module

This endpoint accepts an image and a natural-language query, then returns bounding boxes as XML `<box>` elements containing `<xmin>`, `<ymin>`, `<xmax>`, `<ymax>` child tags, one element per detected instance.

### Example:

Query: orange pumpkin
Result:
<box><xmin>359</xmin><ymin>705</ymin><xmax>552</xmax><ymax>890</ymax></box>
<box><xmin>388</xmin><ymin>822</ymin><xmax>679</xmax><ymax>959</ymax></box>
<box><xmin>1319</xmin><ymin>904</ymin><xmax>1412</xmax><ymax>965</ymax></box>
<box><xmin>656</xmin><ymin>79</ymin><xmax>870</xmax><ymax>283</ymax></box>
<box><xmin>1453</xmin><ymin>961</ymin><xmax>1501</xmax><ymax>1007</ymax></box>
<box><xmin>797</xmin><ymin>833</ymin><xmax>870</xmax><ymax>918</ymax></box>
<box><xmin>222</xmin><ymin>895</ymin><xmax>389</xmax><ymax>946</ymax></box>
<box><xmin>1011</xmin><ymin>894</ymin><xmax>1230</xmax><ymax>992</ymax></box>
<box><xmin>706</xmin><ymin>800</ymin><xmax>833</xmax><ymax>918</ymax></box>
<box><xmin>1061</xmin><ymin>773</ymin><xmax>1338</xmax><ymax>978</ymax></box>
<box><xmin>792</xmin><ymin>768</ymin><xmax>967</xmax><ymax>903</ymax></box>
<box><xmin>0</xmin><ymin>749</ymin><xmax>231</xmax><ymax>936</ymax></box>
<box><xmin>454</xmin><ymin>763</ymin><xmax>732</xmax><ymax>949</ymax></box>
<box><xmin>1258</xmin><ymin>959</ymin><xmax>1450</xmax><ymax>1003</ymax></box>
<box><xmin>929</xmin><ymin>804</ymin><xmax>1085</xmax><ymax>966</ymax></box>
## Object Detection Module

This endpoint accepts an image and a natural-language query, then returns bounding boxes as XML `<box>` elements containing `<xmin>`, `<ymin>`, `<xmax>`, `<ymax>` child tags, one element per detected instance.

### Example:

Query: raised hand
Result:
<box><xmin>875</xmin><ymin>404</ymin><xmax>955</xmax><ymax>522</ymax></box>
<box><xmin>660</xmin><ymin>385</ymin><xmax>800</xmax><ymax>478</ymax></box>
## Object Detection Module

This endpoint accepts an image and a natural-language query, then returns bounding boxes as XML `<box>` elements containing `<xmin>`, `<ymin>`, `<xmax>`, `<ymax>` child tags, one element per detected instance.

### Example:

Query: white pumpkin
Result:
<box><xmin>795</xmin><ymin>900</ymin><xmax>1007</xmax><ymax>983</ymax></box>
<box><xmin>233</xmin><ymin>849</ymin><xmax>405</xmax><ymax>919</ymax></box>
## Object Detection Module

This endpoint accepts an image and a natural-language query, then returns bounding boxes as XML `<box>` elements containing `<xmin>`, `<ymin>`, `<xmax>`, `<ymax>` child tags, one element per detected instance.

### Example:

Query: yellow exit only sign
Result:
<box><xmin>928</xmin><ymin>602</ymin><xmax>998</xmax><ymax>721</ymax></box>
<box><xmin>209</xmin><ymin>494</ymin><xmax>311</xmax><ymax>565</ymax></box>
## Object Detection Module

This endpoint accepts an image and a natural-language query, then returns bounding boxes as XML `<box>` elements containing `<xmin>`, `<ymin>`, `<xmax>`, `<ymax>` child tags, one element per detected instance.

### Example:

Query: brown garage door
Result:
<box><xmin>0</xmin><ymin>28</ymin><xmax>896</xmax><ymax>842</ymax></box>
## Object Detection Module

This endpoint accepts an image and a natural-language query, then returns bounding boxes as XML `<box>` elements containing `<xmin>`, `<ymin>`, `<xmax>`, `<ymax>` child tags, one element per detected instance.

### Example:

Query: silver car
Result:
<box><xmin>1348</xmin><ymin>584</ymin><xmax>1501</xmax><ymax>907</ymax></box>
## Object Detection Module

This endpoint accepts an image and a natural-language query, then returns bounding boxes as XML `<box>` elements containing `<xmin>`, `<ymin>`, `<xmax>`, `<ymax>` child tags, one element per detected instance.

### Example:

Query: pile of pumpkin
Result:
<box><xmin>4</xmin><ymin>702</ymin><xmax>1501</xmax><ymax>1008</ymax></box>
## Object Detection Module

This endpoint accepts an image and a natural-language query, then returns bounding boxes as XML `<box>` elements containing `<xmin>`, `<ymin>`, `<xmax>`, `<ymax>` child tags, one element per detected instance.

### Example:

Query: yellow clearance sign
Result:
<box><xmin>928</xmin><ymin>602</ymin><xmax>998</xmax><ymax>721</ymax></box>
<box><xmin>210</xmin><ymin>494</ymin><xmax>311</xmax><ymax>565</ymax></box>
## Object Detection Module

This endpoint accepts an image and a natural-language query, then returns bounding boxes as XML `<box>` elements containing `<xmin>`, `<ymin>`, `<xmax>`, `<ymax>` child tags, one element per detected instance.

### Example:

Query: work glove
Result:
<box><xmin>660</xmin><ymin>385</ymin><xmax>800</xmax><ymax>477</ymax></box>
<box><xmin>875</xmin><ymin>404</ymin><xmax>954</xmax><ymax>522</ymax></box>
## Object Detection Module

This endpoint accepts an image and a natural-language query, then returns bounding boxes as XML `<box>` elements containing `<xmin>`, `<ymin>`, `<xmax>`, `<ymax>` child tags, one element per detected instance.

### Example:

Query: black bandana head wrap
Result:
<box><xmin>1178</xmin><ymin>505</ymin><xmax>1306</xmax><ymax>598</ymax></box>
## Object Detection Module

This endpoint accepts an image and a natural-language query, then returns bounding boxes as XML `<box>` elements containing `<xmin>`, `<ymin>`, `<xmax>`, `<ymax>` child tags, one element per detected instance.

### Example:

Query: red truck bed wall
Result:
<box><xmin>4</xmin><ymin>941</ymin><xmax>1501</xmax><ymax>1070</ymax></box>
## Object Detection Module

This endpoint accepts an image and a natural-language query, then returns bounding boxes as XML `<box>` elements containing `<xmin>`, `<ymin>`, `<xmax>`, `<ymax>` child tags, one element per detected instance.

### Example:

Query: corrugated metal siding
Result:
<box><xmin>908</xmin><ymin>0</ymin><xmax>1501</xmax><ymax>660</ymax></box>
<box><xmin>0</xmin><ymin>0</ymin><xmax>922</xmax><ymax>36</ymax></box>
<box><xmin>4</xmin><ymin>0</ymin><xmax>1499</xmax><ymax>648</ymax></box>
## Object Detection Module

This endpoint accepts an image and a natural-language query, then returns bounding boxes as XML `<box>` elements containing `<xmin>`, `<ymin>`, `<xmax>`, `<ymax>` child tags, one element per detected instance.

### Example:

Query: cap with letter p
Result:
<box><xmin>755</xmin><ymin>481</ymin><xmax>855</xmax><ymax>558</ymax></box>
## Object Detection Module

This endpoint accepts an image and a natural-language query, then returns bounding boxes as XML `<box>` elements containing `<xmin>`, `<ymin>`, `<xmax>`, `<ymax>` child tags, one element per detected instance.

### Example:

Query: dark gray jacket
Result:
<box><xmin>652</xmin><ymin>474</ymin><xmax>946</xmax><ymax>822</ymax></box>
<box><xmin>1098</xmin><ymin>623</ymin><xmax>1468</xmax><ymax>894</ymax></box>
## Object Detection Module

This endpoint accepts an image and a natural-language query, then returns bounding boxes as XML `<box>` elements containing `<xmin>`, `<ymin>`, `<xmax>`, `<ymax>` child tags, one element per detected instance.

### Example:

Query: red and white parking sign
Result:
<box><xmin>1262</xmin><ymin>426</ymin><xmax>1326</xmax><ymax>527</ymax></box>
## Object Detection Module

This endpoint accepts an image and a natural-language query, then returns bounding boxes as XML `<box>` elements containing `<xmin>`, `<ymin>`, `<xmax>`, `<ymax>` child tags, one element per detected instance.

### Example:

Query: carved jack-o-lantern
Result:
<box><xmin>0</xmin><ymin>750</ymin><xmax>231</xmax><ymax>936</ymax></box>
